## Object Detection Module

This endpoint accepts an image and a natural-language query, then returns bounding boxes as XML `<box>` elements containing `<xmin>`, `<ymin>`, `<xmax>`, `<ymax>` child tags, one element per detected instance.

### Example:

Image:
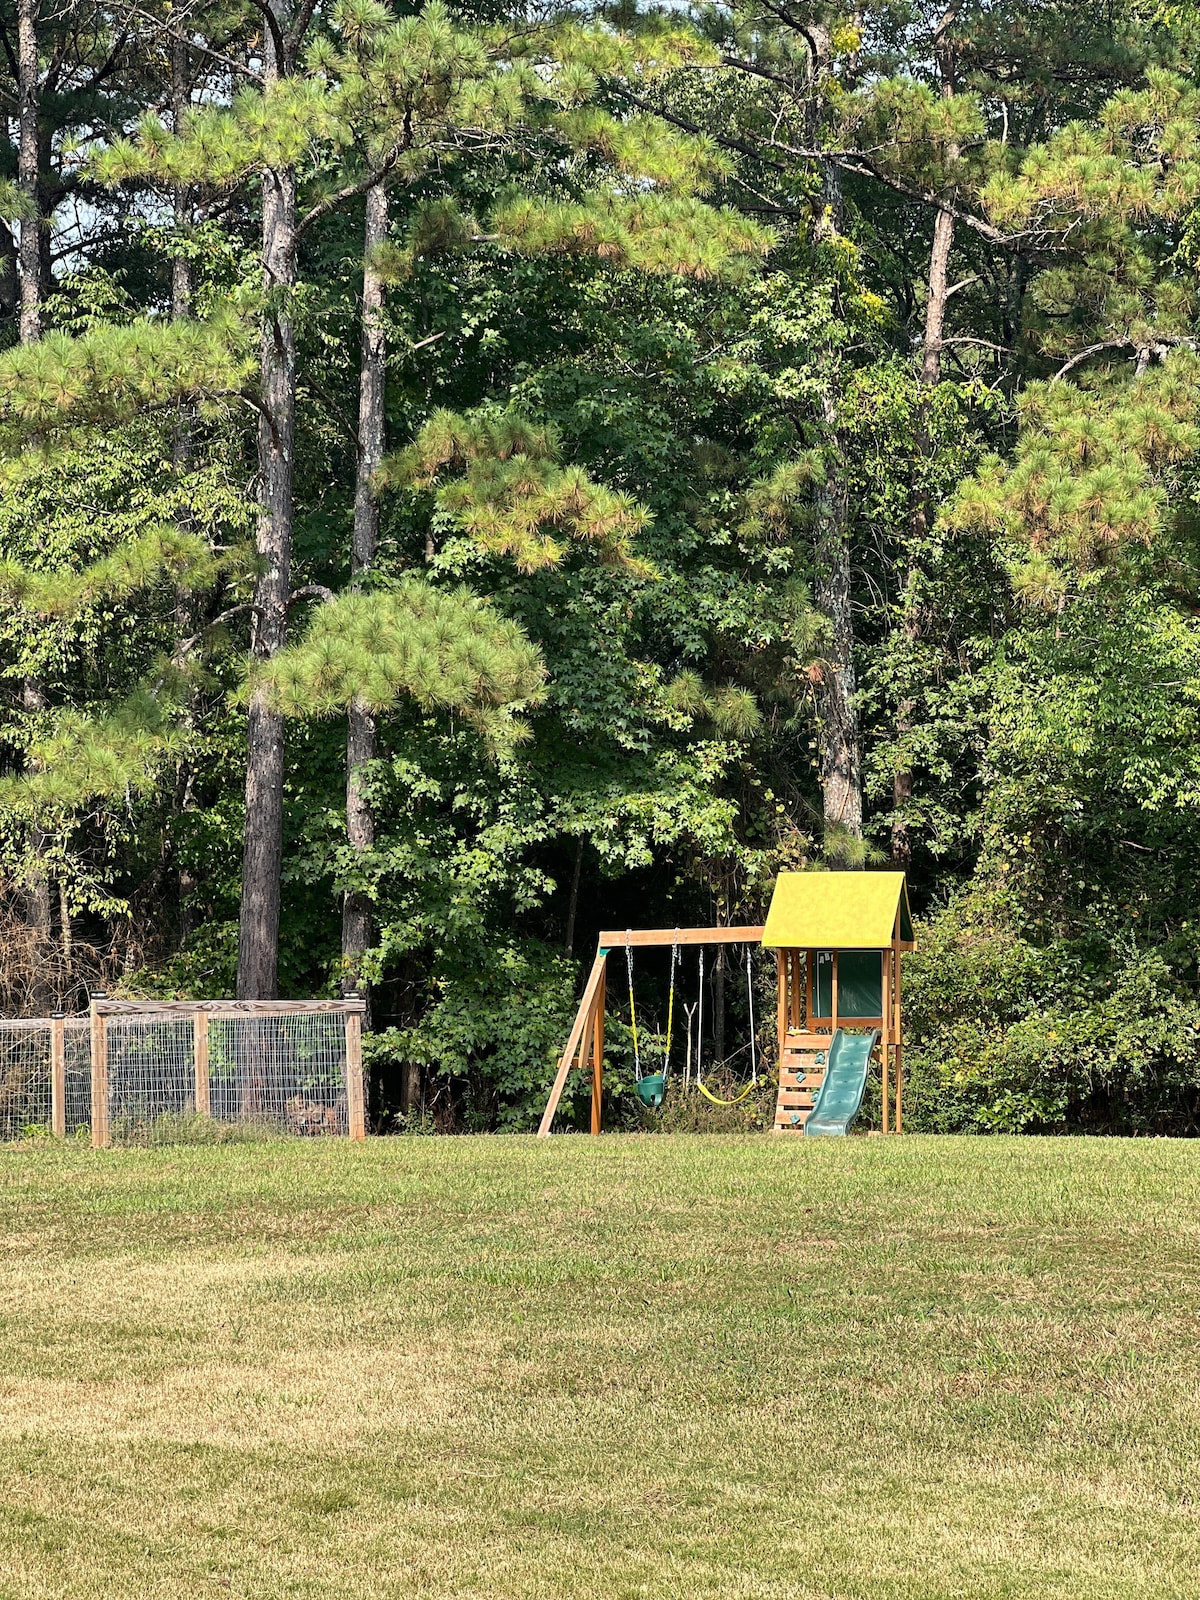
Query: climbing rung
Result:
<box><xmin>775</xmin><ymin>1038</ymin><xmax>829</xmax><ymax>1131</ymax></box>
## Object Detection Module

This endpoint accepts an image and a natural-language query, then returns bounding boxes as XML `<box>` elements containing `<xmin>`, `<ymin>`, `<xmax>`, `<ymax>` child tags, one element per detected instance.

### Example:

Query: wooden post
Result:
<box><xmin>193</xmin><ymin>1010</ymin><xmax>210</xmax><ymax>1117</ymax></box>
<box><xmin>50</xmin><ymin>1015</ymin><xmax>65</xmax><ymax>1138</ymax></box>
<box><xmin>539</xmin><ymin>948</ymin><xmax>609</xmax><ymax>1136</ymax></box>
<box><xmin>880</xmin><ymin>946</ymin><xmax>891</xmax><ymax>1136</ymax></box>
<box><xmin>590</xmin><ymin>966</ymin><xmax>605</xmax><ymax>1135</ymax></box>
<box><xmin>894</xmin><ymin>932</ymin><xmax>904</xmax><ymax>1134</ymax></box>
<box><xmin>776</xmin><ymin>951</ymin><xmax>787</xmax><ymax>1065</ymax></box>
<box><xmin>831</xmin><ymin>950</ymin><xmax>839</xmax><ymax>1034</ymax></box>
<box><xmin>805</xmin><ymin>949</ymin><xmax>815</xmax><ymax>1030</ymax></box>
<box><xmin>345</xmin><ymin>1011</ymin><xmax>366</xmax><ymax>1140</ymax></box>
<box><xmin>89</xmin><ymin>1002</ymin><xmax>109</xmax><ymax>1150</ymax></box>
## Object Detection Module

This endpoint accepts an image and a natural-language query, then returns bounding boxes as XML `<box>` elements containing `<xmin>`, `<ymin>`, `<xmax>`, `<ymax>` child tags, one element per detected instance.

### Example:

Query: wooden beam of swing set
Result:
<box><xmin>538</xmin><ymin>927</ymin><xmax>765</xmax><ymax>1136</ymax></box>
<box><xmin>596</xmin><ymin>926</ymin><xmax>764</xmax><ymax>948</ymax></box>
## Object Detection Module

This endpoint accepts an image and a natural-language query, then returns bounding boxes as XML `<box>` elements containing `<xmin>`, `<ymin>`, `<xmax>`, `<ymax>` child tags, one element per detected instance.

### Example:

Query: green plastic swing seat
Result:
<box><xmin>636</xmin><ymin>1072</ymin><xmax>667</xmax><ymax>1109</ymax></box>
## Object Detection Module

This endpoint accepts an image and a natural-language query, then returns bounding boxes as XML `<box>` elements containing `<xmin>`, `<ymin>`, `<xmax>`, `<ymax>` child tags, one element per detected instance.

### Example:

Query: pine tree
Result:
<box><xmin>0</xmin><ymin>0</ymin><xmax>768</xmax><ymax>999</ymax></box>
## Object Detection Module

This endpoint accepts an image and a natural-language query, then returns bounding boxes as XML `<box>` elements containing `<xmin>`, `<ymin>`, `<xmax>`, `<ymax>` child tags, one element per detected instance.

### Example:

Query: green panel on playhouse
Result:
<box><xmin>814</xmin><ymin>950</ymin><xmax>883</xmax><ymax>1018</ymax></box>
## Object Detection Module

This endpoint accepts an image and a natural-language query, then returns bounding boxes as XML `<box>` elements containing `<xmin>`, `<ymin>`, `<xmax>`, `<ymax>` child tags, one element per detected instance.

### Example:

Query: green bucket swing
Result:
<box><xmin>626</xmin><ymin>933</ymin><xmax>678</xmax><ymax>1109</ymax></box>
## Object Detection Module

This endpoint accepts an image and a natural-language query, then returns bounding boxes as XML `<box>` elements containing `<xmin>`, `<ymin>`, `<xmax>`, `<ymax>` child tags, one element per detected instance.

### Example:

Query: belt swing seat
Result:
<box><xmin>693</xmin><ymin>944</ymin><xmax>759</xmax><ymax>1107</ymax></box>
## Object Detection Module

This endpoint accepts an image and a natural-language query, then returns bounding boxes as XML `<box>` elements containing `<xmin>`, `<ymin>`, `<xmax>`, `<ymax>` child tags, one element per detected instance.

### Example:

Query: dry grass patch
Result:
<box><xmin>0</xmin><ymin>1135</ymin><xmax>1199</xmax><ymax>1598</ymax></box>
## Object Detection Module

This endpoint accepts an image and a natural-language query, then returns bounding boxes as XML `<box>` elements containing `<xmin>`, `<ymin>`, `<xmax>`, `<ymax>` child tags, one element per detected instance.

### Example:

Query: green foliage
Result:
<box><xmin>257</xmin><ymin>580</ymin><xmax>546</xmax><ymax>749</ymax></box>
<box><xmin>370</xmin><ymin>939</ymin><xmax>580</xmax><ymax>1130</ymax></box>
<box><xmin>0</xmin><ymin>315</ymin><xmax>250</xmax><ymax>448</ymax></box>
<box><xmin>382</xmin><ymin>404</ymin><xmax>652</xmax><ymax>570</ymax></box>
<box><xmin>905</xmin><ymin>901</ymin><xmax>1200</xmax><ymax>1135</ymax></box>
<box><xmin>493</xmin><ymin>192</ymin><xmax>772</xmax><ymax>280</ymax></box>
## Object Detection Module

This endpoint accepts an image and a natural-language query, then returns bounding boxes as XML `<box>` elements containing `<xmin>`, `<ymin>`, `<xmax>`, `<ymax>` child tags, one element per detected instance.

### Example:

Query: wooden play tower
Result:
<box><xmin>762</xmin><ymin>871</ymin><xmax>914</xmax><ymax>1133</ymax></box>
<box><xmin>538</xmin><ymin>872</ymin><xmax>914</xmax><ymax>1136</ymax></box>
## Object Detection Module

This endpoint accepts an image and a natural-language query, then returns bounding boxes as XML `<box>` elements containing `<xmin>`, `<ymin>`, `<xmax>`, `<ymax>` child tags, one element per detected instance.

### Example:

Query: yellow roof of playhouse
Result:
<box><xmin>761</xmin><ymin>871</ymin><xmax>914</xmax><ymax>950</ymax></box>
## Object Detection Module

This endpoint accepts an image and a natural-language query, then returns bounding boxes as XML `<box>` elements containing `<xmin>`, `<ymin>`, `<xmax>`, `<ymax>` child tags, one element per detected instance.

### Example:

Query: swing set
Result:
<box><xmin>538</xmin><ymin>926</ymin><xmax>763</xmax><ymax>1136</ymax></box>
<box><xmin>622</xmin><ymin>934</ymin><xmax>761</xmax><ymax>1112</ymax></box>
<box><xmin>537</xmin><ymin>872</ymin><xmax>915</xmax><ymax>1138</ymax></box>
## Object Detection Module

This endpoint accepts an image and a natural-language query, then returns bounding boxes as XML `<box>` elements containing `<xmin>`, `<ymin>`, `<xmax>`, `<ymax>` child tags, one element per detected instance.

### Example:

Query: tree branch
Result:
<box><xmin>106</xmin><ymin>1</ymin><xmax>264</xmax><ymax>84</ymax></box>
<box><xmin>294</xmin><ymin>149</ymin><xmax>402</xmax><ymax>240</ymax></box>
<box><xmin>1053</xmin><ymin>335</ymin><xmax>1195</xmax><ymax>381</ymax></box>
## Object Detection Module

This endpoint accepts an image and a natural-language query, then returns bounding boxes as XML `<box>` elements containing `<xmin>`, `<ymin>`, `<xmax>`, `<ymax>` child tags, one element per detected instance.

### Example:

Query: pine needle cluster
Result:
<box><xmin>0</xmin><ymin>315</ymin><xmax>250</xmax><ymax>447</ymax></box>
<box><xmin>981</xmin><ymin>71</ymin><xmax>1200</xmax><ymax>360</ymax></box>
<box><xmin>0</xmin><ymin>525</ymin><xmax>219</xmax><ymax>617</ymax></box>
<box><xmin>664</xmin><ymin>670</ymin><xmax>762</xmax><ymax>738</ymax></box>
<box><xmin>1</xmin><ymin>692</ymin><xmax>182</xmax><ymax>817</ymax></box>
<box><xmin>493</xmin><ymin>193</ymin><xmax>771</xmax><ymax>282</ymax></box>
<box><xmin>945</xmin><ymin>348</ymin><xmax>1200</xmax><ymax>591</ymax></box>
<box><xmin>382</xmin><ymin>406</ymin><xmax>652</xmax><ymax>572</ymax></box>
<box><xmin>255</xmin><ymin>581</ymin><xmax>546</xmax><ymax>750</ymax></box>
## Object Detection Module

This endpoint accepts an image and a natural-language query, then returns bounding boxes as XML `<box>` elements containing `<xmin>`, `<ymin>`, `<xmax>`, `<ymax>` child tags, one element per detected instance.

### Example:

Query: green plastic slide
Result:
<box><xmin>804</xmin><ymin>1028</ymin><xmax>879</xmax><ymax>1137</ymax></box>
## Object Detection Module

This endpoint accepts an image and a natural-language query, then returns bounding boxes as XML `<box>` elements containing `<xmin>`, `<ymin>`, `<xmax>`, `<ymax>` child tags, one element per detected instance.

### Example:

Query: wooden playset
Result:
<box><xmin>538</xmin><ymin>871</ymin><xmax>914</xmax><ymax>1137</ymax></box>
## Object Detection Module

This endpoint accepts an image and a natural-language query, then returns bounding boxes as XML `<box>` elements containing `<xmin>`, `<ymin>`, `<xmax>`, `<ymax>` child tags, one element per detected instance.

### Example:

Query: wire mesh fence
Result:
<box><xmin>95</xmin><ymin>1000</ymin><xmax>365</xmax><ymax>1146</ymax></box>
<box><xmin>0</xmin><ymin>1000</ymin><xmax>365</xmax><ymax>1145</ymax></box>
<box><xmin>64</xmin><ymin>1019</ymin><xmax>91</xmax><ymax>1135</ymax></box>
<box><xmin>207</xmin><ymin>1011</ymin><xmax>351</xmax><ymax>1135</ymax></box>
<box><xmin>106</xmin><ymin>1013</ymin><xmax>197</xmax><ymax>1145</ymax></box>
<box><xmin>0</xmin><ymin>1020</ymin><xmax>53</xmax><ymax>1140</ymax></box>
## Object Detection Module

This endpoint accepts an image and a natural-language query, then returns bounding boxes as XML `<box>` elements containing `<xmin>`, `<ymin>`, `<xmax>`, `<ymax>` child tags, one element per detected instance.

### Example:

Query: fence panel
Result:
<box><xmin>208</xmin><ymin>1011</ymin><xmax>350</xmax><ymax>1135</ymax></box>
<box><xmin>93</xmin><ymin>1000</ymin><xmax>365</xmax><ymax>1145</ymax></box>
<box><xmin>105</xmin><ymin>1014</ymin><xmax>196</xmax><ymax>1144</ymax></box>
<box><xmin>1</xmin><ymin>1002</ymin><xmax>365</xmax><ymax>1145</ymax></box>
<box><xmin>64</xmin><ymin>1019</ymin><xmax>91</xmax><ymax>1136</ymax></box>
<box><xmin>0</xmin><ymin>1021</ymin><xmax>52</xmax><ymax>1139</ymax></box>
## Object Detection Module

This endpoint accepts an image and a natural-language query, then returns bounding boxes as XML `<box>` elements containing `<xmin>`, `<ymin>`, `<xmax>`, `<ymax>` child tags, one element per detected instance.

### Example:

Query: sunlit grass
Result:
<box><xmin>1</xmin><ymin>1135</ymin><xmax>1198</xmax><ymax>1598</ymax></box>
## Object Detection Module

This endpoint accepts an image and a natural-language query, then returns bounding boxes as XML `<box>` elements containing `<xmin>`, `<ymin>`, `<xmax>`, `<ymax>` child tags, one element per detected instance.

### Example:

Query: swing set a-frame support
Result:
<box><xmin>537</xmin><ymin>926</ymin><xmax>764</xmax><ymax>1137</ymax></box>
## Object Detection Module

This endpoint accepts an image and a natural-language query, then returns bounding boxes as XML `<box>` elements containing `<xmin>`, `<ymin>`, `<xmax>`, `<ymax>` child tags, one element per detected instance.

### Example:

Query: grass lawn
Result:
<box><xmin>1</xmin><ymin>1134</ymin><xmax>1199</xmax><ymax>1598</ymax></box>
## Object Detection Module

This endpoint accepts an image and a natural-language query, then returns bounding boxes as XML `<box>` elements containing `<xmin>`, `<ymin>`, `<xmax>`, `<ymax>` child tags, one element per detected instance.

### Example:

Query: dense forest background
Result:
<box><xmin>1</xmin><ymin>0</ymin><xmax>1199</xmax><ymax>1134</ymax></box>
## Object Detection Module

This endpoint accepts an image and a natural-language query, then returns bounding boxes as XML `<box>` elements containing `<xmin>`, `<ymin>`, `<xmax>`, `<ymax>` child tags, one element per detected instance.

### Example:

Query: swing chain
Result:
<box><xmin>663</xmin><ymin>930</ymin><xmax>679</xmax><ymax>1077</ymax></box>
<box><xmin>625</xmin><ymin>930</ymin><xmax>641</xmax><ymax>1080</ymax></box>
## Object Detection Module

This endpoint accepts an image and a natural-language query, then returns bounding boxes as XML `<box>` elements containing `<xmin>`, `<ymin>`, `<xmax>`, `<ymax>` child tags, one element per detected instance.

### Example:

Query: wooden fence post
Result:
<box><xmin>50</xmin><ymin>1014</ymin><xmax>65</xmax><ymax>1138</ymax></box>
<box><xmin>193</xmin><ymin>1010</ymin><xmax>210</xmax><ymax>1117</ymax></box>
<box><xmin>89</xmin><ymin>1000</ymin><xmax>109</xmax><ymax>1150</ymax></box>
<box><xmin>345</xmin><ymin>1010</ymin><xmax>366</xmax><ymax>1140</ymax></box>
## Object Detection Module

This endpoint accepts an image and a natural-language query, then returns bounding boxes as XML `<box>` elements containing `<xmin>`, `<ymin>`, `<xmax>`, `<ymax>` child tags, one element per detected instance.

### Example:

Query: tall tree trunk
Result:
<box><xmin>17</xmin><ymin>0</ymin><xmax>40</xmax><ymax>344</ymax></box>
<box><xmin>564</xmin><ymin>835</ymin><xmax>583</xmax><ymax>958</ymax></box>
<box><xmin>800</xmin><ymin>22</ymin><xmax>862</xmax><ymax>860</ymax></box>
<box><xmin>17</xmin><ymin>0</ymin><xmax>51</xmax><ymax>989</ymax></box>
<box><xmin>21</xmin><ymin>676</ymin><xmax>51</xmax><ymax>964</ymax></box>
<box><xmin>813</xmin><ymin>403</ymin><xmax>861</xmax><ymax>848</ymax></box>
<box><xmin>342</xmin><ymin>182</ymin><xmax>387</xmax><ymax>1018</ymax></box>
<box><xmin>171</xmin><ymin>37</ymin><xmax>201</xmax><ymax>940</ymax></box>
<box><xmin>237</xmin><ymin>6</ymin><xmax>296</xmax><ymax>1000</ymax></box>
<box><xmin>170</xmin><ymin>39</ymin><xmax>192</xmax><ymax>329</ymax></box>
<box><xmin>892</xmin><ymin>5</ymin><xmax>959</xmax><ymax>870</ymax></box>
<box><xmin>811</xmin><ymin>163</ymin><xmax>862</xmax><ymax>853</ymax></box>
<box><xmin>891</xmin><ymin>205</ymin><xmax>953</xmax><ymax>869</ymax></box>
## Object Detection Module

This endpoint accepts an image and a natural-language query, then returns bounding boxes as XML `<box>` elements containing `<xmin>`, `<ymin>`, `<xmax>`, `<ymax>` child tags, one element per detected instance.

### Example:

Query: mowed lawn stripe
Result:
<box><xmin>0</xmin><ymin>1135</ymin><xmax>1198</xmax><ymax>1598</ymax></box>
